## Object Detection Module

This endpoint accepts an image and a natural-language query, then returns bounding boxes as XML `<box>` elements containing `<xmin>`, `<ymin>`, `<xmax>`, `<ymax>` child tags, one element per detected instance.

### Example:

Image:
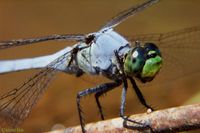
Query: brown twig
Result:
<box><xmin>48</xmin><ymin>103</ymin><xmax>200</xmax><ymax>133</ymax></box>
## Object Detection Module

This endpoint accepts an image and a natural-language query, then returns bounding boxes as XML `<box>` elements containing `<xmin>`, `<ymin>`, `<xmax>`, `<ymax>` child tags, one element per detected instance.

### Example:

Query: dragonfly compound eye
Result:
<box><xmin>138</xmin><ymin>43</ymin><xmax>163</xmax><ymax>83</ymax></box>
<box><xmin>144</xmin><ymin>42</ymin><xmax>161</xmax><ymax>56</ymax></box>
<box><xmin>124</xmin><ymin>47</ymin><xmax>146</xmax><ymax>77</ymax></box>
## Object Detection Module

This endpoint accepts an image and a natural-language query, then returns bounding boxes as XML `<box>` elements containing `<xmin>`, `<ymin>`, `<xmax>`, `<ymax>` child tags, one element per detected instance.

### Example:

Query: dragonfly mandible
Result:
<box><xmin>1</xmin><ymin>0</ymin><xmax>200</xmax><ymax>132</ymax></box>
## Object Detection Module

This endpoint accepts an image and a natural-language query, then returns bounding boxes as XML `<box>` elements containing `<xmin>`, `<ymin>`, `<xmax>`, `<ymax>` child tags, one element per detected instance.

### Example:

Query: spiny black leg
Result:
<box><xmin>77</xmin><ymin>95</ymin><xmax>86</xmax><ymax>133</ymax></box>
<box><xmin>95</xmin><ymin>92</ymin><xmax>105</xmax><ymax>120</ymax></box>
<box><xmin>120</xmin><ymin>79</ymin><xmax>128</xmax><ymax>118</ymax></box>
<box><xmin>128</xmin><ymin>77</ymin><xmax>154</xmax><ymax>111</ymax></box>
<box><xmin>120</xmin><ymin>79</ymin><xmax>133</xmax><ymax>121</ymax></box>
<box><xmin>120</xmin><ymin>79</ymin><xmax>146</xmax><ymax>128</ymax></box>
<box><xmin>95</xmin><ymin>81</ymin><xmax>121</xmax><ymax>120</ymax></box>
<box><xmin>76</xmin><ymin>81</ymin><xmax>121</xmax><ymax>133</ymax></box>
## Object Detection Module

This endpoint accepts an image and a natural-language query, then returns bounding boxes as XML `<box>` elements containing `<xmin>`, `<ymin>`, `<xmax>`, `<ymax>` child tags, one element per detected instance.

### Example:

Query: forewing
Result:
<box><xmin>102</xmin><ymin>0</ymin><xmax>159</xmax><ymax>29</ymax></box>
<box><xmin>128</xmin><ymin>26</ymin><xmax>200</xmax><ymax>83</ymax></box>
<box><xmin>0</xmin><ymin>34</ymin><xmax>85</xmax><ymax>50</ymax></box>
<box><xmin>0</xmin><ymin>49</ymin><xmax>73</xmax><ymax>127</ymax></box>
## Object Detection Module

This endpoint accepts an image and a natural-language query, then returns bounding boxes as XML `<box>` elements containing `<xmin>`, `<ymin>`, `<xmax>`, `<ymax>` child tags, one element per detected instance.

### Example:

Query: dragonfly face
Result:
<box><xmin>124</xmin><ymin>43</ymin><xmax>162</xmax><ymax>83</ymax></box>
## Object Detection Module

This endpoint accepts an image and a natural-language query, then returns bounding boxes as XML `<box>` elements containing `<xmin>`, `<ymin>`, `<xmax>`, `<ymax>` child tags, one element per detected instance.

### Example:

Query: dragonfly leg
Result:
<box><xmin>120</xmin><ymin>79</ymin><xmax>150</xmax><ymax>129</ymax></box>
<box><xmin>94</xmin><ymin>92</ymin><xmax>105</xmax><ymax>120</ymax></box>
<box><xmin>128</xmin><ymin>77</ymin><xmax>154</xmax><ymax>111</ymax></box>
<box><xmin>120</xmin><ymin>79</ymin><xmax>128</xmax><ymax>118</ymax></box>
<box><xmin>76</xmin><ymin>81</ymin><xmax>121</xmax><ymax>133</ymax></box>
<box><xmin>94</xmin><ymin>81</ymin><xmax>121</xmax><ymax>120</ymax></box>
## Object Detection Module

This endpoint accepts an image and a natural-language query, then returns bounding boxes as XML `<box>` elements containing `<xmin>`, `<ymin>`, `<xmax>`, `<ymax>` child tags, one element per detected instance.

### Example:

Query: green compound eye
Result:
<box><xmin>144</xmin><ymin>43</ymin><xmax>161</xmax><ymax>57</ymax></box>
<box><xmin>124</xmin><ymin>43</ymin><xmax>162</xmax><ymax>83</ymax></box>
<box><xmin>139</xmin><ymin>43</ymin><xmax>162</xmax><ymax>83</ymax></box>
<box><xmin>139</xmin><ymin>53</ymin><xmax>162</xmax><ymax>82</ymax></box>
<box><xmin>124</xmin><ymin>47</ymin><xmax>146</xmax><ymax>77</ymax></box>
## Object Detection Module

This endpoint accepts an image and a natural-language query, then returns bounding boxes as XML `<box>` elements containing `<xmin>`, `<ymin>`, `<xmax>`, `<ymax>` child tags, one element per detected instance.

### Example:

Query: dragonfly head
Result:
<box><xmin>124</xmin><ymin>42</ymin><xmax>162</xmax><ymax>83</ymax></box>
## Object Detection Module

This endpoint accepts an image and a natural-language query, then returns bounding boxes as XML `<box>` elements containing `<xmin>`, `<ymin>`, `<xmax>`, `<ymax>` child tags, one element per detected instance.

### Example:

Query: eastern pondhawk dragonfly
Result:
<box><xmin>0</xmin><ymin>0</ymin><xmax>200</xmax><ymax>132</ymax></box>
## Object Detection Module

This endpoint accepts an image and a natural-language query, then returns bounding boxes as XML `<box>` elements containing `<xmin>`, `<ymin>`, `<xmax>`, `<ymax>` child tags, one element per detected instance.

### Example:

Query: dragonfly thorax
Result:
<box><xmin>124</xmin><ymin>43</ymin><xmax>162</xmax><ymax>83</ymax></box>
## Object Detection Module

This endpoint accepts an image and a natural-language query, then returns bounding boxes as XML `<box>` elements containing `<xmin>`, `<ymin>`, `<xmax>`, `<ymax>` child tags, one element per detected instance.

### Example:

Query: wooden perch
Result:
<box><xmin>48</xmin><ymin>103</ymin><xmax>200</xmax><ymax>133</ymax></box>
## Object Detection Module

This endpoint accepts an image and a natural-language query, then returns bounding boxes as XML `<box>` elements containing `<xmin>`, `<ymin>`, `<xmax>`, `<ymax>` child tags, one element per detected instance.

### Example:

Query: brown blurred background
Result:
<box><xmin>0</xmin><ymin>0</ymin><xmax>200</xmax><ymax>132</ymax></box>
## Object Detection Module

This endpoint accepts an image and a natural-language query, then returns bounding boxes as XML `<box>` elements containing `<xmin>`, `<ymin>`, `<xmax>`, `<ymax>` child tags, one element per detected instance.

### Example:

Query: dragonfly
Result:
<box><xmin>0</xmin><ymin>0</ymin><xmax>200</xmax><ymax>132</ymax></box>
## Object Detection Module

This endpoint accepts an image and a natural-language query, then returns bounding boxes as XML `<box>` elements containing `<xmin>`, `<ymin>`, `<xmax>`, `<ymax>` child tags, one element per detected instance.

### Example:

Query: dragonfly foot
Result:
<box><xmin>122</xmin><ymin>115</ymin><xmax>153</xmax><ymax>132</ymax></box>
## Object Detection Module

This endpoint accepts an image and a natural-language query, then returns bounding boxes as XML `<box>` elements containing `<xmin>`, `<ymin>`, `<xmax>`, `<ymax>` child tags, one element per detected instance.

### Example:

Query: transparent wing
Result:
<box><xmin>0</xmin><ymin>34</ymin><xmax>85</xmax><ymax>50</ymax></box>
<box><xmin>128</xmin><ymin>26</ymin><xmax>200</xmax><ymax>83</ymax></box>
<box><xmin>102</xmin><ymin>0</ymin><xmax>159</xmax><ymax>29</ymax></box>
<box><xmin>0</xmin><ymin>49</ymin><xmax>73</xmax><ymax>127</ymax></box>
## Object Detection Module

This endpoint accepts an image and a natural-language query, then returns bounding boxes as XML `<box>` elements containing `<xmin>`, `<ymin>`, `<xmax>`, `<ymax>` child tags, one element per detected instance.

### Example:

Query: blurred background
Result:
<box><xmin>0</xmin><ymin>0</ymin><xmax>200</xmax><ymax>132</ymax></box>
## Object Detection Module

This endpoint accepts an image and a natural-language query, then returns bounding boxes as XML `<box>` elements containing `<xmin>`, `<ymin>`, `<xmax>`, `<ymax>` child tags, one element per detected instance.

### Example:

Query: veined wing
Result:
<box><xmin>128</xmin><ymin>26</ymin><xmax>200</xmax><ymax>83</ymax></box>
<box><xmin>101</xmin><ymin>0</ymin><xmax>159</xmax><ymax>29</ymax></box>
<box><xmin>0</xmin><ymin>34</ymin><xmax>85</xmax><ymax>50</ymax></box>
<box><xmin>0</xmin><ymin>49</ymin><xmax>74</xmax><ymax>127</ymax></box>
